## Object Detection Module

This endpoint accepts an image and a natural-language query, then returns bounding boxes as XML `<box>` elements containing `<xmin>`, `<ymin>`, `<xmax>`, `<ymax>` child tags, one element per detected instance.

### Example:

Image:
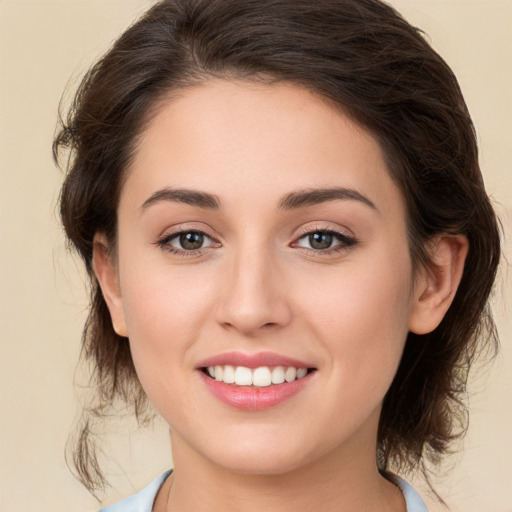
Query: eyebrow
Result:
<box><xmin>140</xmin><ymin>186</ymin><xmax>377</xmax><ymax>213</ymax></box>
<box><xmin>140</xmin><ymin>188</ymin><xmax>220</xmax><ymax>211</ymax></box>
<box><xmin>278</xmin><ymin>187</ymin><xmax>378</xmax><ymax>212</ymax></box>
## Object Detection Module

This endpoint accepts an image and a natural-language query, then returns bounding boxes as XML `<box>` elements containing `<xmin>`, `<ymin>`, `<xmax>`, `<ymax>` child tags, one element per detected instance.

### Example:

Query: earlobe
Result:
<box><xmin>92</xmin><ymin>233</ymin><xmax>128</xmax><ymax>337</ymax></box>
<box><xmin>409</xmin><ymin>234</ymin><xmax>468</xmax><ymax>335</ymax></box>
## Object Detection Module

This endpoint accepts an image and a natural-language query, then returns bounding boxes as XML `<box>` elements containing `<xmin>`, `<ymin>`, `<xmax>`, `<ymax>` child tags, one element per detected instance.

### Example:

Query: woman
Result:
<box><xmin>53</xmin><ymin>0</ymin><xmax>501</xmax><ymax>510</ymax></box>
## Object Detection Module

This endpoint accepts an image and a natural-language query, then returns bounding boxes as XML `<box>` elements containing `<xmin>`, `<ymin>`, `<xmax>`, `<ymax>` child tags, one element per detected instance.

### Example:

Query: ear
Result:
<box><xmin>409</xmin><ymin>235</ymin><xmax>468</xmax><ymax>335</ymax></box>
<box><xmin>92</xmin><ymin>233</ymin><xmax>128</xmax><ymax>337</ymax></box>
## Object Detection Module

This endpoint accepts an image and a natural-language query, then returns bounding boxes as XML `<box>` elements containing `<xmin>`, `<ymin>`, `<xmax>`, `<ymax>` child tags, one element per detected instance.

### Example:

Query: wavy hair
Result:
<box><xmin>54</xmin><ymin>0</ymin><xmax>501</xmax><ymax>496</ymax></box>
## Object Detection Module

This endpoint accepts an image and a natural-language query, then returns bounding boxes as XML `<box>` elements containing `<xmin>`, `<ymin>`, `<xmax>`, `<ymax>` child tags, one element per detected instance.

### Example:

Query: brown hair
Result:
<box><xmin>54</xmin><ymin>0</ymin><xmax>501</xmax><ymax>496</ymax></box>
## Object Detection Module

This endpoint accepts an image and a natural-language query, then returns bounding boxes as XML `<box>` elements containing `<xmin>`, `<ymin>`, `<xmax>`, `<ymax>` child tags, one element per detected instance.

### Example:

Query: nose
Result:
<box><xmin>215</xmin><ymin>245</ymin><xmax>292</xmax><ymax>336</ymax></box>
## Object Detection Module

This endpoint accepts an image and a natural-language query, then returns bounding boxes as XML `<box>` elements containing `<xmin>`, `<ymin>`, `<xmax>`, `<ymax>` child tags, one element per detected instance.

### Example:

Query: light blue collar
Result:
<box><xmin>99</xmin><ymin>470</ymin><xmax>428</xmax><ymax>511</ymax></box>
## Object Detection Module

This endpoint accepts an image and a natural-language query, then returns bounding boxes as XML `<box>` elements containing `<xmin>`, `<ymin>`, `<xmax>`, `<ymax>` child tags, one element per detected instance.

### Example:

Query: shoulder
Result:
<box><xmin>393</xmin><ymin>476</ymin><xmax>429</xmax><ymax>512</ymax></box>
<box><xmin>98</xmin><ymin>470</ymin><xmax>172</xmax><ymax>512</ymax></box>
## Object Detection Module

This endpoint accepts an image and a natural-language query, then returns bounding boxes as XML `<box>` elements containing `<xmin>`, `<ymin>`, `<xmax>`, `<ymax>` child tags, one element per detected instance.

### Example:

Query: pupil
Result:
<box><xmin>309</xmin><ymin>232</ymin><xmax>332</xmax><ymax>250</ymax></box>
<box><xmin>180</xmin><ymin>232</ymin><xmax>204</xmax><ymax>250</ymax></box>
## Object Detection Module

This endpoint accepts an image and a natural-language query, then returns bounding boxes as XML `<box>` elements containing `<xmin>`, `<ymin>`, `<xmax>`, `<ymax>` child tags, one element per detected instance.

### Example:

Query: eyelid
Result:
<box><xmin>293</xmin><ymin>222</ymin><xmax>355</xmax><ymax>240</ymax></box>
<box><xmin>290</xmin><ymin>223</ymin><xmax>358</xmax><ymax>254</ymax></box>
<box><xmin>156</xmin><ymin>222</ymin><xmax>220</xmax><ymax>242</ymax></box>
<box><xmin>153</xmin><ymin>222</ymin><xmax>357</xmax><ymax>257</ymax></box>
<box><xmin>154</xmin><ymin>223</ymin><xmax>222</xmax><ymax>255</ymax></box>
<box><xmin>167</xmin><ymin>231</ymin><xmax>216</xmax><ymax>249</ymax></box>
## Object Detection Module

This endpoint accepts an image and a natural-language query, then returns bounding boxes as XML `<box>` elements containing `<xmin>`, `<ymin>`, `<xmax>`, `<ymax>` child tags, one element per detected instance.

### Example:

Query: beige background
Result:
<box><xmin>0</xmin><ymin>1</ymin><xmax>510</xmax><ymax>511</ymax></box>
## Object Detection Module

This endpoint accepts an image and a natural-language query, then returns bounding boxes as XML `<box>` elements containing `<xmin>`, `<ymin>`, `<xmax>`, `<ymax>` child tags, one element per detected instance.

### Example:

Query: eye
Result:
<box><xmin>157</xmin><ymin>230</ymin><xmax>219</xmax><ymax>254</ymax></box>
<box><xmin>294</xmin><ymin>229</ymin><xmax>357</xmax><ymax>252</ymax></box>
<box><xmin>173</xmin><ymin>231</ymin><xmax>208</xmax><ymax>250</ymax></box>
<box><xmin>301</xmin><ymin>232</ymin><xmax>336</xmax><ymax>250</ymax></box>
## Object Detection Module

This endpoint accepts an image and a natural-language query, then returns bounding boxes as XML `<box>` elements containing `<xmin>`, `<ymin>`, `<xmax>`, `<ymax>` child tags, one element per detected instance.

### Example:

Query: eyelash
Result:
<box><xmin>155</xmin><ymin>229</ymin><xmax>219</xmax><ymax>256</ymax></box>
<box><xmin>155</xmin><ymin>227</ymin><xmax>358</xmax><ymax>257</ymax></box>
<box><xmin>292</xmin><ymin>227</ymin><xmax>358</xmax><ymax>255</ymax></box>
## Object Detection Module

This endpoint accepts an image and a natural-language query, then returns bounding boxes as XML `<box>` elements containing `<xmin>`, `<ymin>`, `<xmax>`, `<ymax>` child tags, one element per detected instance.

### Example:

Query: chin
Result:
<box><xmin>214</xmin><ymin>450</ymin><xmax>308</xmax><ymax>477</ymax></box>
<box><xmin>197</xmin><ymin>430</ymin><xmax>322</xmax><ymax>477</ymax></box>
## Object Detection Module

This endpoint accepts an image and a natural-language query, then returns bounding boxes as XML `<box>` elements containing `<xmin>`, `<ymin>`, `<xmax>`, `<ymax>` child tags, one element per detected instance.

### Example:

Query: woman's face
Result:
<box><xmin>102</xmin><ymin>80</ymin><xmax>424</xmax><ymax>474</ymax></box>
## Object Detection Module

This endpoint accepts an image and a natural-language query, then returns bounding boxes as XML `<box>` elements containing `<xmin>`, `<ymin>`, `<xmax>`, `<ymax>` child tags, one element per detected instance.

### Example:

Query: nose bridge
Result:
<box><xmin>217</xmin><ymin>235</ymin><xmax>290</xmax><ymax>334</ymax></box>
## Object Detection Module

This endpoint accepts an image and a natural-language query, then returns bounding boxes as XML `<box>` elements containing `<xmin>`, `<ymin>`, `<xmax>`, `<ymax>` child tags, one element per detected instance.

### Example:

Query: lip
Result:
<box><xmin>196</xmin><ymin>351</ymin><xmax>314</xmax><ymax>369</ymax></box>
<box><xmin>198</xmin><ymin>370</ymin><xmax>315</xmax><ymax>411</ymax></box>
<box><xmin>196</xmin><ymin>351</ymin><xmax>317</xmax><ymax>411</ymax></box>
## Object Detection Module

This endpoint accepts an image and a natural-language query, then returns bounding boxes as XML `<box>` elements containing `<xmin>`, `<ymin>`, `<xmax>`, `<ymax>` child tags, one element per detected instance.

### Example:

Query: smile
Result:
<box><xmin>204</xmin><ymin>365</ymin><xmax>310</xmax><ymax>387</ymax></box>
<box><xmin>197</xmin><ymin>352</ymin><xmax>317</xmax><ymax>411</ymax></box>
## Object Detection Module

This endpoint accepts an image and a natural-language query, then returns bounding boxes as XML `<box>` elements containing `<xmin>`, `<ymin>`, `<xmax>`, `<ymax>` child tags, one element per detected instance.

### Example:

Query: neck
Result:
<box><xmin>157</xmin><ymin>428</ymin><xmax>406</xmax><ymax>512</ymax></box>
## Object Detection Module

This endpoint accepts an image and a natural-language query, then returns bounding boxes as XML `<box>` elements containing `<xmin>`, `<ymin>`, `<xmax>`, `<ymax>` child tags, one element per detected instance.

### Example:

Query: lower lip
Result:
<box><xmin>199</xmin><ymin>371</ymin><xmax>314</xmax><ymax>411</ymax></box>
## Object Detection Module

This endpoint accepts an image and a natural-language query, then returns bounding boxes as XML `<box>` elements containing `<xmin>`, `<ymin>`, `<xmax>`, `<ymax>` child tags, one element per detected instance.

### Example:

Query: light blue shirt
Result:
<box><xmin>99</xmin><ymin>471</ymin><xmax>171</xmax><ymax>512</ymax></box>
<box><xmin>99</xmin><ymin>470</ymin><xmax>428</xmax><ymax>511</ymax></box>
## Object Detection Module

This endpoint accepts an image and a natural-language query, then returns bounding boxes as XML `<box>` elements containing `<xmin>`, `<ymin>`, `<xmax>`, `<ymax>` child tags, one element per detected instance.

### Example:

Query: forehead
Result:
<box><xmin>124</xmin><ymin>79</ymin><xmax>403</xmax><ymax>217</ymax></box>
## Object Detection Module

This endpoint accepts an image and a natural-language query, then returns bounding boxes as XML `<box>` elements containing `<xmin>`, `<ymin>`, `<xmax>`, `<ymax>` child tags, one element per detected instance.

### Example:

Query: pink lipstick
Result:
<box><xmin>196</xmin><ymin>351</ymin><xmax>316</xmax><ymax>411</ymax></box>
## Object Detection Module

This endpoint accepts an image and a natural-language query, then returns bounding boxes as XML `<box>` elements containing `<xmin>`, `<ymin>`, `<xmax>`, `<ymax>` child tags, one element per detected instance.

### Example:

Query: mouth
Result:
<box><xmin>197</xmin><ymin>352</ymin><xmax>317</xmax><ymax>411</ymax></box>
<box><xmin>201</xmin><ymin>365</ymin><xmax>315</xmax><ymax>387</ymax></box>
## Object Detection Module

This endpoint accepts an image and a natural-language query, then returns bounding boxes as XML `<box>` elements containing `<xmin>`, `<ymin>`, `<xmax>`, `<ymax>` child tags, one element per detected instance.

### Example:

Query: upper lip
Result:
<box><xmin>196</xmin><ymin>351</ymin><xmax>315</xmax><ymax>369</ymax></box>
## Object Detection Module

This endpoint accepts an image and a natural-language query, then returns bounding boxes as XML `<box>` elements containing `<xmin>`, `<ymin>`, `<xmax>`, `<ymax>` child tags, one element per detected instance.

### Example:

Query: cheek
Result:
<box><xmin>118</xmin><ymin>260</ymin><xmax>219</xmax><ymax>424</ymax></box>
<box><xmin>294</xmin><ymin>248</ymin><xmax>414</xmax><ymax>394</ymax></box>
<box><xmin>116</xmin><ymin>239</ymin><xmax>219</xmax><ymax>393</ymax></box>
<box><xmin>121</xmin><ymin>265</ymin><xmax>215</xmax><ymax>349</ymax></box>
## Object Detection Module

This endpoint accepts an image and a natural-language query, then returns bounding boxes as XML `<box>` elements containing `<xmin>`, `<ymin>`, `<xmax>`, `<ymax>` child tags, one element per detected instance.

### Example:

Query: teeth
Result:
<box><xmin>271</xmin><ymin>366</ymin><xmax>285</xmax><ymax>384</ymax></box>
<box><xmin>296</xmin><ymin>368</ymin><xmax>307</xmax><ymax>379</ymax></box>
<box><xmin>253</xmin><ymin>367</ymin><xmax>272</xmax><ymax>387</ymax></box>
<box><xmin>285</xmin><ymin>367</ymin><xmax>297</xmax><ymax>382</ymax></box>
<box><xmin>223</xmin><ymin>365</ymin><xmax>235</xmax><ymax>384</ymax></box>
<box><xmin>234</xmin><ymin>366</ymin><xmax>253</xmax><ymax>386</ymax></box>
<box><xmin>206</xmin><ymin>365</ymin><xmax>309</xmax><ymax>387</ymax></box>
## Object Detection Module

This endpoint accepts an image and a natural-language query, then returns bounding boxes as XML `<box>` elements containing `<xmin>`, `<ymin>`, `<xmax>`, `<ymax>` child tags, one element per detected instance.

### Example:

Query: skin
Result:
<box><xmin>93</xmin><ymin>80</ymin><xmax>468</xmax><ymax>511</ymax></box>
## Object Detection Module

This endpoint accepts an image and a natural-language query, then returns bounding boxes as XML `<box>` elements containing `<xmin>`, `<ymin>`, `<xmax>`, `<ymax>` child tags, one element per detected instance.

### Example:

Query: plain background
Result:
<box><xmin>0</xmin><ymin>1</ymin><xmax>510</xmax><ymax>511</ymax></box>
